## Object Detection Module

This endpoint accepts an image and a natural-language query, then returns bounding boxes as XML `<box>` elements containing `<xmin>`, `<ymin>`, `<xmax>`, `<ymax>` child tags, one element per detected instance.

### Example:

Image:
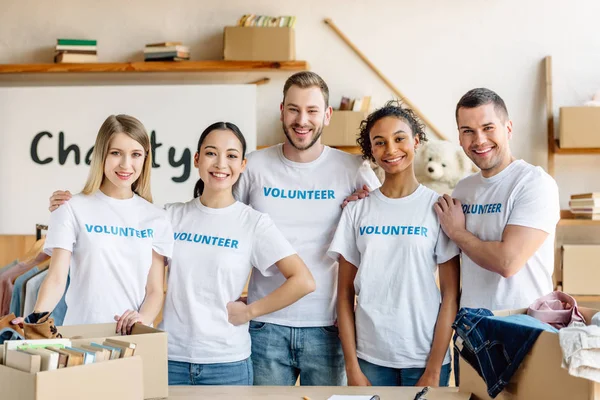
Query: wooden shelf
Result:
<box><xmin>559</xmin><ymin>210</ymin><xmax>600</xmax><ymax>226</ymax></box>
<box><xmin>552</xmin><ymin>139</ymin><xmax>600</xmax><ymax>155</ymax></box>
<box><xmin>0</xmin><ymin>60</ymin><xmax>310</xmax><ymax>74</ymax></box>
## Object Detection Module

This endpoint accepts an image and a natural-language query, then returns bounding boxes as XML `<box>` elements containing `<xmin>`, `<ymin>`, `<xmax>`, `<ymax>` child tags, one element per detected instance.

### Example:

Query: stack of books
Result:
<box><xmin>236</xmin><ymin>15</ymin><xmax>296</xmax><ymax>28</ymax></box>
<box><xmin>54</xmin><ymin>39</ymin><xmax>97</xmax><ymax>63</ymax></box>
<box><xmin>569</xmin><ymin>193</ymin><xmax>600</xmax><ymax>220</ymax></box>
<box><xmin>143</xmin><ymin>42</ymin><xmax>190</xmax><ymax>62</ymax></box>
<box><xmin>3</xmin><ymin>337</ymin><xmax>136</xmax><ymax>372</ymax></box>
<box><xmin>339</xmin><ymin>96</ymin><xmax>372</xmax><ymax>113</ymax></box>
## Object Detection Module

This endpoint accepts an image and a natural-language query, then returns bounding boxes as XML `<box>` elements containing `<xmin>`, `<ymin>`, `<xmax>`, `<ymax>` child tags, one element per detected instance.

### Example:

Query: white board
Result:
<box><xmin>0</xmin><ymin>85</ymin><xmax>257</xmax><ymax>234</ymax></box>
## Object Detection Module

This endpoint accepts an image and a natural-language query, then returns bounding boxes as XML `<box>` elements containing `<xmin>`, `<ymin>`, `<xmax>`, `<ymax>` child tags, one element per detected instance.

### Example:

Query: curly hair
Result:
<box><xmin>356</xmin><ymin>100</ymin><xmax>427</xmax><ymax>162</ymax></box>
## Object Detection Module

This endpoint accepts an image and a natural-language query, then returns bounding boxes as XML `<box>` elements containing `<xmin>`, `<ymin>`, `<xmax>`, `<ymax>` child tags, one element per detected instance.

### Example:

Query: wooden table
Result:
<box><xmin>168</xmin><ymin>386</ymin><xmax>472</xmax><ymax>399</ymax></box>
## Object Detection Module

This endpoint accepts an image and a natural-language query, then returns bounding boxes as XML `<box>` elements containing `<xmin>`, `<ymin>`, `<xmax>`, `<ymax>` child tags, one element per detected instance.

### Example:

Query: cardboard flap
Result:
<box><xmin>35</xmin><ymin>356</ymin><xmax>143</xmax><ymax>400</ymax></box>
<box><xmin>492</xmin><ymin>308</ymin><xmax>528</xmax><ymax>317</ymax></box>
<box><xmin>0</xmin><ymin>364</ymin><xmax>35</xmax><ymax>399</ymax></box>
<box><xmin>58</xmin><ymin>323</ymin><xmax>162</xmax><ymax>338</ymax></box>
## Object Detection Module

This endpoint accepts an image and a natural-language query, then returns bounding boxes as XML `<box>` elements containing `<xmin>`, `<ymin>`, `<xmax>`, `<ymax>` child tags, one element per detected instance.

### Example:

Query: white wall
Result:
<box><xmin>1</xmin><ymin>0</ymin><xmax>599</xmax><ymax>209</ymax></box>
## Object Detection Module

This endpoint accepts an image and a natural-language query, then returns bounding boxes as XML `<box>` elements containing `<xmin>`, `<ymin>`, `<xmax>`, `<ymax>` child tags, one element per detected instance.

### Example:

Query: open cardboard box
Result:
<box><xmin>458</xmin><ymin>308</ymin><xmax>600</xmax><ymax>400</ymax></box>
<box><xmin>58</xmin><ymin>323</ymin><xmax>167</xmax><ymax>399</ymax></box>
<box><xmin>0</xmin><ymin>354</ymin><xmax>143</xmax><ymax>400</ymax></box>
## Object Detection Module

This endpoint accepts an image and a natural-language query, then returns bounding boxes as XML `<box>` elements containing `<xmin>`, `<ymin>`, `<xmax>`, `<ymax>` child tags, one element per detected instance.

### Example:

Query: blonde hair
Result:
<box><xmin>282</xmin><ymin>71</ymin><xmax>330</xmax><ymax>107</ymax></box>
<box><xmin>82</xmin><ymin>115</ymin><xmax>153</xmax><ymax>202</ymax></box>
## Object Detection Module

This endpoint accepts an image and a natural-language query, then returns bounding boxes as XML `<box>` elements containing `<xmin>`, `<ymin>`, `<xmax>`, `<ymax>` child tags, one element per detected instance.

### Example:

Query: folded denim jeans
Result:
<box><xmin>0</xmin><ymin>312</ymin><xmax>25</xmax><ymax>345</ymax></box>
<box><xmin>453</xmin><ymin>307</ymin><xmax>558</xmax><ymax>398</ymax></box>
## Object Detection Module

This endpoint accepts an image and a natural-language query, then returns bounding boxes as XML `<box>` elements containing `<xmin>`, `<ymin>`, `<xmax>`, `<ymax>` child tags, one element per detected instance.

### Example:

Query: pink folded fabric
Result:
<box><xmin>527</xmin><ymin>291</ymin><xmax>585</xmax><ymax>329</ymax></box>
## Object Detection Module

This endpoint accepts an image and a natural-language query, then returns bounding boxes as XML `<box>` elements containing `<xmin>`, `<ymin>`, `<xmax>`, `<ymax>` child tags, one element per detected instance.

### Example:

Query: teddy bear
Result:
<box><xmin>414</xmin><ymin>139</ymin><xmax>473</xmax><ymax>195</ymax></box>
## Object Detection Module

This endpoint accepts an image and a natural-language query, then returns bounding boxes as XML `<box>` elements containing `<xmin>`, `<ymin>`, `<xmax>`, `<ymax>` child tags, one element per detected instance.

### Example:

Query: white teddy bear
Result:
<box><xmin>414</xmin><ymin>139</ymin><xmax>473</xmax><ymax>195</ymax></box>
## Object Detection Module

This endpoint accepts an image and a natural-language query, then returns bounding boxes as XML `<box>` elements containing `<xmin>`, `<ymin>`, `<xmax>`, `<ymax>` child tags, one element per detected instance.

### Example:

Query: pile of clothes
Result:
<box><xmin>453</xmin><ymin>291</ymin><xmax>600</xmax><ymax>398</ymax></box>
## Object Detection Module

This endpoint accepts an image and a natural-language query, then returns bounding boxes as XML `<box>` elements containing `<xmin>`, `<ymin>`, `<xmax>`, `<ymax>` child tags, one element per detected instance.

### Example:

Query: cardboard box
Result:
<box><xmin>58</xmin><ymin>323</ymin><xmax>167</xmax><ymax>400</ymax></box>
<box><xmin>458</xmin><ymin>308</ymin><xmax>600</xmax><ymax>399</ymax></box>
<box><xmin>559</xmin><ymin>107</ymin><xmax>600</xmax><ymax>148</ymax></box>
<box><xmin>322</xmin><ymin>111</ymin><xmax>366</xmax><ymax>147</ymax></box>
<box><xmin>0</xmin><ymin>356</ymin><xmax>143</xmax><ymax>400</ymax></box>
<box><xmin>562</xmin><ymin>244</ymin><xmax>600</xmax><ymax>295</ymax></box>
<box><xmin>223</xmin><ymin>27</ymin><xmax>295</xmax><ymax>61</ymax></box>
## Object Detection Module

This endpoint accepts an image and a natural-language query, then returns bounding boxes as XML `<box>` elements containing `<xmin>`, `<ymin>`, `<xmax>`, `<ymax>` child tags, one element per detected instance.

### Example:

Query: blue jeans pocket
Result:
<box><xmin>249</xmin><ymin>321</ymin><xmax>267</xmax><ymax>331</ymax></box>
<box><xmin>319</xmin><ymin>325</ymin><xmax>340</xmax><ymax>335</ymax></box>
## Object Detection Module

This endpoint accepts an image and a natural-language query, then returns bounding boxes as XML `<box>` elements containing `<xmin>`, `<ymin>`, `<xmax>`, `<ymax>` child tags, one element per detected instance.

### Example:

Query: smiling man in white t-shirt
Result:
<box><xmin>234</xmin><ymin>71</ymin><xmax>380</xmax><ymax>386</ymax></box>
<box><xmin>434</xmin><ymin>88</ymin><xmax>560</xmax><ymax>311</ymax></box>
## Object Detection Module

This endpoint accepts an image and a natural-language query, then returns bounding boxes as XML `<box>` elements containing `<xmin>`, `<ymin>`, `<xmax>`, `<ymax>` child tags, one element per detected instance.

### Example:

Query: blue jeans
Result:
<box><xmin>250</xmin><ymin>321</ymin><xmax>346</xmax><ymax>386</ymax></box>
<box><xmin>358</xmin><ymin>358</ymin><xmax>451</xmax><ymax>386</ymax></box>
<box><xmin>167</xmin><ymin>358</ymin><xmax>253</xmax><ymax>385</ymax></box>
<box><xmin>453</xmin><ymin>308</ymin><xmax>558</xmax><ymax>398</ymax></box>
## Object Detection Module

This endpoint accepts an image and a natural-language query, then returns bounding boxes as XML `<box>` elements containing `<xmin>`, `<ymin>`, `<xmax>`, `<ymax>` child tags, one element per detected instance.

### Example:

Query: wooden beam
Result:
<box><xmin>324</xmin><ymin>18</ymin><xmax>448</xmax><ymax>141</ymax></box>
<box><xmin>545</xmin><ymin>56</ymin><xmax>555</xmax><ymax>176</ymax></box>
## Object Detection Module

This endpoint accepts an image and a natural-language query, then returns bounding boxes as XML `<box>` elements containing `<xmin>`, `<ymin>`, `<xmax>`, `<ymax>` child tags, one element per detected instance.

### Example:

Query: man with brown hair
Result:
<box><xmin>234</xmin><ymin>71</ymin><xmax>380</xmax><ymax>386</ymax></box>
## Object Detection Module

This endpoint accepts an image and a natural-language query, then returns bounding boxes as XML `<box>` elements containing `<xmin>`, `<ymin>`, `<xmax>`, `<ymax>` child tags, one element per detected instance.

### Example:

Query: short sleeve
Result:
<box><xmin>508</xmin><ymin>171</ymin><xmax>560</xmax><ymax>234</ymax></box>
<box><xmin>327</xmin><ymin>206</ymin><xmax>360</xmax><ymax>268</ymax></box>
<box><xmin>435</xmin><ymin>226</ymin><xmax>459</xmax><ymax>265</ymax></box>
<box><xmin>44</xmin><ymin>203</ymin><xmax>77</xmax><ymax>255</ymax></box>
<box><xmin>354</xmin><ymin>159</ymin><xmax>382</xmax><ymax>192</ymax></box>
<box><xmin>233</xmin><ymin>170</ymin><xmax>251</xmax><ymax>205</ymax></box>
<box><xmin>251</xmin><ymin>214</ymin><xmax>297</xmax><ymax>277</ymax></box>
<box><xmin>152</xmin><ymin>212</ymin><xmax>174</xmax><ymax>259</ymax></box>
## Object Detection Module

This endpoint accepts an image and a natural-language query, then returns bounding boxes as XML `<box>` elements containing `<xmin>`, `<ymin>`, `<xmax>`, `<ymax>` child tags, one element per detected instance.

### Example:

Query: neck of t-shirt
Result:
<box><xmin>278</xmin><ymin>143</ymin><xmax>329</xmax><ymax>168</ymax></box>
<box><xmin>98</xmin><ymin>183</ymin><xmax>134</xmax><ymax>200</ymax></box>
<box><xmin>480</xmin><ymin>158</ymin><xmax>521</xmax><ymax>184</ymax></box>
<box><xmin>480</xmin><ymin>155</ymin><xmax>517</xmax><ymax>179</ymax></box>
<box><xmin>199</xmin><ymin>189</ymin><xmax>237</xmax><ymax>209</ymax></box>
<box><xmin>281</xmin><ymin>141</ymin><xmax>325</xmax><ymax>163</ymax></box>
<box><xmin>94</xmin><ymin>188</ymin><xmax>138</xmax><ymax>205</ymax></box>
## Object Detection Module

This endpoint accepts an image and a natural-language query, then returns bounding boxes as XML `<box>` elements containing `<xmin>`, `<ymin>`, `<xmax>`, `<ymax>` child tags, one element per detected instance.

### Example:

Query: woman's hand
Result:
<box><xmin>114</xmin><ymin>310</ymin><xmax>143</xmax><ymax>335</ymax></box>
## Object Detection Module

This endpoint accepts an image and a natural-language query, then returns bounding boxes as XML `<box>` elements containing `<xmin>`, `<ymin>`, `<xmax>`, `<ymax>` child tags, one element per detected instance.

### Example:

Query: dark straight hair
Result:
<box><xmin>194</xmin><ymin>122</ymin><xmax>247</xmax><ymax>198</ymax></box>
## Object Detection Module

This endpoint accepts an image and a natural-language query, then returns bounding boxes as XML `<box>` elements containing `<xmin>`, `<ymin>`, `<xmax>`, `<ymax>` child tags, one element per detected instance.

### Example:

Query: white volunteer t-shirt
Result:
<box><xmin>44</xmin><ymin>191</ymin><xmax>173</xmax><ymax>325</ymax></box>
<box><xmin>160</xmin><ymin>199</ymin><xmax>296</xmax><ymax>364</ymax></box>
<box><xmin>234</xmin><ymin>144</ymin><xmax>381</xmax><ymax>327</ymax></box>
<box><xmin>328</xmin><ymin>186</ymin><xmax>457</xmax><ymax>369</ymax></box>
<box><xmin>453</xmin><ymin>160</ymin><xmax>560</xmax><ymax>310</ymax></box>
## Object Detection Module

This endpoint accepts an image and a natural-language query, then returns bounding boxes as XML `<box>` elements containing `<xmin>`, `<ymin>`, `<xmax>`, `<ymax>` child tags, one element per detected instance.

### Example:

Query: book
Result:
<box><xmin>54</xmin><ymin>49</ymin><xmax>97</xmax><ymax>56</ymax></box>
<box><xmin>22</xmin><ymin>348</ymin><xmax>59</xmax><ymax>371</ymax></box>
<box><xmin>339</xmin><ymin>97</ymin><xmax>352</xmax><ymax>111</ymax></box>
<box><xmin>573</xmin><ymin>214</ymin><xmax>600</xmax><ymax>220</ymax></box>
<box><xmin>145</xmin><ymin>56</ymin><xmax>189</xmax><ymax>62</ymax></box>
<box><xmin>103</xmin><ymin>339</ymin><xmax>136</xmax><ymax>358</ymax></box>
<box><xmin>144</xmin><ymin>51</ymin><xmax>190</xmax><ymax>59</ymax></box>
<box><xmin>55</xmin><ymin>45</ymin><xmax>98</xmax><ymax>51</ymax></box>
<box><xmin>571</xmin><ymin>208</ymin><xmax>600</xmax><ymax>214</ymax></box>
<box><xmin>5</xmin><ymin>350</ymin><xmax>41</xmax><ymax>373</ymax></box>
<box><xmin>571</xmin><ymin>193</ymin><xmax>600</xmax><ymax>200</ymax></box>
<box><xmin>4</xmin><ymin>338</ymin><xmax>71</xmax><ymax>363</ymax></box>
<box><xmin>146</xmin><ymin>41</ymin><xmax>182</xmax><ymax>47</ymax></box>
<box><xmin>352</xmin><ymin>98</ymin><xmax>363</xmax><ymax>112</ymax></box>
<box><xmin>90</xmin><ymin>342</ymin><xmax>121</xmax><ymax>360</ymax></box>
<box><xmin>57</xmin><ymin>39</ymin><xmax>97</xmax><ymax>46</ymax></box>
<box><xmin>360</xmin><ymin>96</ymin><xmax>372</xmax><ymax>113</ymax></box>
<box><xmin>65</xmin><ymin>347</ymin><xmax>95</xmax><ymax>365</ymax></box>
<box><xmin>79</xmin><ymin>344</ymin><xmax>108</xmax><ymax>362</ymax></box>
<box><xmin>143</xmin><ymin>45</ymin><xmax>190</xmax><ymax>54</ymax></box>
<box><xmin>569</xmin><ymin>198</ymin><xmax>600</xmax><ymax>207</ymax></box>
<box><xmin>53</xmin><ymin>348</ymin><xmax>84</xmax><ymax>366</ymax></box>
<box><xmin>54</xmin><ymin>53</ymin><xmax>98</xmax><ymax>63</ymax></box>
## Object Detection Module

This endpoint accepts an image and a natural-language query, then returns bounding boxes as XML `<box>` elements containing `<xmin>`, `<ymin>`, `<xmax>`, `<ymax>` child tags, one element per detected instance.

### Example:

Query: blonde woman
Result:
<box><xmin>12</xmin><ymin>115</ymin><xmax>173</xmax><ymax>334</ymax></box>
